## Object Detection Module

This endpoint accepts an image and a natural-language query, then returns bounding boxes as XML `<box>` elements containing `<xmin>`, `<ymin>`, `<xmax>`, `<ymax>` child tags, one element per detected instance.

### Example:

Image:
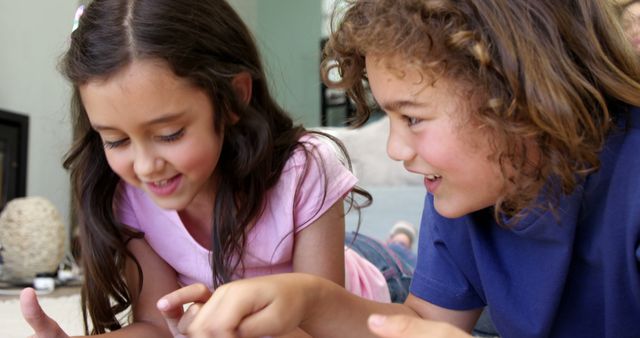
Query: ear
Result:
<box><xmin>231</xmin><ymin>72</ymin><xmax>252</xmax><ymax>106</ymax></box>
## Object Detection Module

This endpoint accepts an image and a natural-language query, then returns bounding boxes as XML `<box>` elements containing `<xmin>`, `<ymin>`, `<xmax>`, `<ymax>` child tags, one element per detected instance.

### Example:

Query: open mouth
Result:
<box><xmin>425</xmin><ymin>174</ymin><xmax>442</xmax><ymax>181</ymax></box>
<box><xmin>151</xmin><ymin>178</ymin><xmax>174</xmax><ymax>187</ymax></box>
<box><xmin>145</xmin><ymin>174</ymin><xmax>181</xmax><ymax>196</ymax></box>
<box><xmin>424</xmin><ymin>174</ymin><xmax>442</xmax><ymax>193</ymax></box>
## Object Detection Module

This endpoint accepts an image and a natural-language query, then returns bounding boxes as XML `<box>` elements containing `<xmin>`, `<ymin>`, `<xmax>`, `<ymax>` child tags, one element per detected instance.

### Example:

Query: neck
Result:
<box><xmin>179</xmin><ymin>178</ymin><xmax>217</xmax><ymax>248</ymax></box>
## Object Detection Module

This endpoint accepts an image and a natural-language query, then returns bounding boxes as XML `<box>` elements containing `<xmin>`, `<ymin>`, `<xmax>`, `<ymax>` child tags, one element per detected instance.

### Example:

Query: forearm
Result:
<box><xmin>300</xmin><ymin>274</ymin><xmax>417</xmax><ymax>338</ymax></box>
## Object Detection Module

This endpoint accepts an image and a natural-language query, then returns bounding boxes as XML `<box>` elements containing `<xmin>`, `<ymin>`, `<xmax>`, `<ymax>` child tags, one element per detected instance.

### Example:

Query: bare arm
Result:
<box><xmin>271</xmin><ymin>199</ymin><xmax>347</xmax><ymax>338</ymax></box>
<box><xmin>291</xmin><ymin>199</ymin><xmax>346</xmax><ymax>286</ymax></box>
<box><xmin>268</xmin><ymin>274</ymin><xmax>481</xmax><ymax>338</ymax></box>
<box><xmin>158</xmin><ymin>192</ymin><xmax>482</xmax><ymax>338</ymax></box>
<box><xmin>287</xmin><ymin>200</ymin><xmax>481</xmax><ymax>337</ymax></box>
<box><xmin>122</xmin><ymin>237</ymin><xmax>182</xmax><ymax>337</ymax></box>
<box><xmin>159</xmin><ymin>272</ymin><xmax>480</xmax><ymax>338</ymax></box>
<box><xmin>365</xmin><ymin>296</ymin><xmax>483</xmax><ymax>338</ymax></box>
<box><xmin>404</xmin><ymin>295</ymin><xmax>482</xmax><ymax>333</ymax></box>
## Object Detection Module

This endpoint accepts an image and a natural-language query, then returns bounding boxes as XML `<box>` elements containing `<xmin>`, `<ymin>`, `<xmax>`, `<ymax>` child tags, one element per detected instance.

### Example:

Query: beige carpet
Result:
<box><xmin>0</xmin><ymin>293</ymin><xmax>84</xmax><ymax>338</ymax></box>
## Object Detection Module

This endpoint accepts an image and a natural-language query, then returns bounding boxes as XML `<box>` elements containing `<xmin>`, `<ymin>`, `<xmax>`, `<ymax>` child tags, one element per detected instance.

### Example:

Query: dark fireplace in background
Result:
<box><xmin>0</xmin><ymin>109</ymin><xmax>28</xmax><ymax>212</ymax></box>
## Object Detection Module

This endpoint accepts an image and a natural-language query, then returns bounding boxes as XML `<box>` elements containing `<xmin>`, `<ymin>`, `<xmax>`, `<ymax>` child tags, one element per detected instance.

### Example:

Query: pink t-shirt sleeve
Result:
<box><xmin>291</xmin><ymin>136</ymin><xmax>358</xmax><ymax>232</ymax></box>
<box><xmin>344</xmin><ymin>248</ymin><xmax>391</xmax><ymax>303</ymax></box>
<box><xmin>241</xmin><ymin>135</ymin><xmax>358</xmax><ymax>279</ymax></box>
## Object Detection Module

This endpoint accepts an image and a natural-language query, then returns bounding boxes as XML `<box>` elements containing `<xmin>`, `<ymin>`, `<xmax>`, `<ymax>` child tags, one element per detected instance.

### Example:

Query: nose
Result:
<box><xmin>133</xmin><ymin>144</ymin><xmax>163</xmax><ymax>179</ymax></box>
<box><xmin>386</xmin><ymin>122</ymin><xmax>415</xmax><ymax>162</ymax></box>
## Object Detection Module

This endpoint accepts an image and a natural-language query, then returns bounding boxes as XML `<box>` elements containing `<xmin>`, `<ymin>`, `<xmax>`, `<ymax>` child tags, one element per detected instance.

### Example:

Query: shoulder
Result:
<box><xmin>294</xmin><ymin>133</ymin><xmax>346</xmax><ymax>160</ymax></box>
<box><xmin>602</xmin><ymin>104</ymin><xmax>640</xmax><ymax>173</ymax></box>
<box><xmin>283</xmin><ymin>133</ymin><xmax>350</xmax><ymax>175</ymax></box>
<box><xmin>420</xmin><ymin>195</ymin><xmax>477</xmax><ymax>245</ymax></box>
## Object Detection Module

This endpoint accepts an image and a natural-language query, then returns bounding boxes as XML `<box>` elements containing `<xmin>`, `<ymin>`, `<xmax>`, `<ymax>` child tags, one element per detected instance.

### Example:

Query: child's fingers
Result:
<box><xmin>176</xmin><ymin>302</ymin><xmax>202</xmax><ymax>334</ymax></box>
<box><xmin>156</xmin><ymin>297</ymin><xmax>183</xmax><ymax>337</ymax></box>
<box><xmin>157</xmin><ymin>284</ymin><xmax>211</xmax><ymax>337</ymax></box>
<box><xmin>20</xmin><ymin>288</ymin><xmax>68</xmax><ymax>338</ymax></box>
<box><xmin>188</xmin><ymin>282</ymin><xmax>301</xmax><ymax>338</ymax></box>
<box><xmin>156</xmin><ymin>302</ymin><xmax>184</xmax><ymax>337</ymax></box>
<box><xmin>185</xmin><ymin>284</ymin><xmax>270</xmax><ymax>337</ymax></box>
<box><xmin>158</xmin><ymin>283</ymin><xmax>213</xmax><ymax>311</ymax></box>
<box><xmin>185</xmin><ymin>285</ymin><xmax>246</xmax><ymax>336</ymax></box>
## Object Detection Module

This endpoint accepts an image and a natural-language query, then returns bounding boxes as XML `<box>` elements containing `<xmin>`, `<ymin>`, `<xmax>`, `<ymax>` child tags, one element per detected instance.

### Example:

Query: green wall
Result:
<box><xmin>231</xmin><ymin>0</ymin><xmax>322</xmax><ymax>127</ymax></box>
<box><xmin>0</xmin><ymin>1</ymin><xmax>77</xmax><ymax>233</ymax></box>
<box><xmin>0</xmin><ymin>0</ymin><xmax>323</xmax><ymax>239</ymax></box>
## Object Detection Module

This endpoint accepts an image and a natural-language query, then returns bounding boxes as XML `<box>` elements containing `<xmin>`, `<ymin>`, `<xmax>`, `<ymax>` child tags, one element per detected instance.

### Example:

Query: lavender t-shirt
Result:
<box><xmin>116</xmin><ymin>135</ymin><xmax>389</xmax><ymax>301</ymax></box>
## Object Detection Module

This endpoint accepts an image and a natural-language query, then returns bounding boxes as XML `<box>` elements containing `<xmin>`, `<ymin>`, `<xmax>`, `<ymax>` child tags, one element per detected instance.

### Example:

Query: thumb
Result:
<box><xmin>20</xmin><ymin>288</ymin><xmax>67</xmax><ymax>338</ymax></box>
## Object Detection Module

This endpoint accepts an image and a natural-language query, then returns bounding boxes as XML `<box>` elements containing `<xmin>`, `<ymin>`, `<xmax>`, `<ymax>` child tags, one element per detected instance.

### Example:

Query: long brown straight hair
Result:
<box><xmin>62</xmin><ymin>0</ymin><xmax>369</xmax><ymax>333</ymax></box>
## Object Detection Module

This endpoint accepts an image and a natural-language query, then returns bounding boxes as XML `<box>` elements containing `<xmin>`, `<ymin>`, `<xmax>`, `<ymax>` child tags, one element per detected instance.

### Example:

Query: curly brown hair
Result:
<box><xmin>323</xmin><ymin>0</ymin><xmax>640</xmax><ymax>221</ymax></box>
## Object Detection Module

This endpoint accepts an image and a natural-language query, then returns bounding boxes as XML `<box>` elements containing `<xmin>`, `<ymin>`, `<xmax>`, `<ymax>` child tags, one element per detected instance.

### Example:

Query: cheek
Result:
<box><xmin>172</xmin><ymin>140</ymin><xmax>222</xmax><ymax>176</ymax></box>
<box><xmin>104</xmin><ymin>152</ymin><xmax>130</xmax><ymax>177</ymax></box>
<box><xmin>413</xmin><ymin>130</ymin><xmax>467</xmax><ymax>168</ymax></box>
<box><xmin>168</xmin><ymin>147</ymin><xmax>198</xmax><ymax>171</ymax></box>
<box><xmin>429</xmin><ymin>130</ymin><xmax>504</xmax><ymax>190</ymax></box>
<box><xmin>466</xmin><ymin>155</ymin><xmax>505</xmax><ymax>206</ymax></box>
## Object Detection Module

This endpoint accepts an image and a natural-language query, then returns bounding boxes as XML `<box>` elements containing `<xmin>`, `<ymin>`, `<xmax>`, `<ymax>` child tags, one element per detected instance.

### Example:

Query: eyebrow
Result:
<box><xmin>380</xmin><ymin>100</ymin><xmax>425</xmax><ymax>112</ymax></box>
<box><xmin>92</xmin><ymin>112</ymin><xmax>185</xmax><ymax>131</ymax></box>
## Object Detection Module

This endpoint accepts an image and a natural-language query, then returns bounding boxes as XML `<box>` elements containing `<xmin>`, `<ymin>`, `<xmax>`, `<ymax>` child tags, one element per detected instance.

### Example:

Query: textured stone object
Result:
<box><xmin>0</xmin><ymin>197</ymin><xmax>65</xmax><ymax>281</ymax></box>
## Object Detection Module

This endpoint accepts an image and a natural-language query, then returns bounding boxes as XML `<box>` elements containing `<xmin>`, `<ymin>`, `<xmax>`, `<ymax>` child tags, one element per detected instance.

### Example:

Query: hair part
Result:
<box><xmin>323</xmin><ymin>0</ymin><xmax>640</xmax><ymax>222</ymax></box>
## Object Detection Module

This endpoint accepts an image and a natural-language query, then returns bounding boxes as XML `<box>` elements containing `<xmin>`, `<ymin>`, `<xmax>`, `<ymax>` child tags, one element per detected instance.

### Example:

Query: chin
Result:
<box><xmin>433</xmin><ymin>204</ymin><xmax>467</xmax><ymax>219</ymax></box>
<box><xmin>150</xmin><ymin>197</ymin><xmax>187</xmax><ymax>211</ymax></box>
<box><xmin>434</xmin><ymin>200</ymin><xmax>487</xmax><ymax>219</ymax></box>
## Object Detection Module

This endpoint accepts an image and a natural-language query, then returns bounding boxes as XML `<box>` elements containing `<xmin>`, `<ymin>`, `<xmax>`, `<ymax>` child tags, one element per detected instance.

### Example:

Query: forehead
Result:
<box><xmin>364</xmin><ymin>55</ymin><xmax>492</xmax><ymax>132</ymax></box>
<box><xmin>623</xmin><ymin>2</ymin><xmax>640</xmax><ymax>19</ymax></box>
<box><xmin>83</xmin><ymin>59</ymin><xmax>180</xmax><ymax>92</ymax></box>
<box><xmin>365</xmin><ymin>55</ymin><xmax>425</xmax><ymax>81</ymax></box>
<box><xmin>364</xmin><ymin>55</ymin><xmax>465</xmax><ymax>107</ymax></box>
<box><xmin>365</xmin><ymin>56</ymin><xmax>430</xmax><ymax>96</ymax></box>
<box><xmin>79</xmin><ymin>59</ymin><xmax>210</xmax><ymax>128</ymax></box>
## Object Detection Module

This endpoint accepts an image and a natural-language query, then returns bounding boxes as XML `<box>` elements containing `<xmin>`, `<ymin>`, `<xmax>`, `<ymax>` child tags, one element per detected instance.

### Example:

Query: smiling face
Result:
<box><xmin>80</xmin><ymin>59</ymin><xmax>223</xmax><ymax>212</ymax></box>
<box><xmin>366</xmin><ymin>56</ymin><xmax>505</xmax><ymax>218</ymax></box>
<box><xmin>622</xmin><ymin>1</ymin><xmax>640</xmax><ymax>53</ymax></box>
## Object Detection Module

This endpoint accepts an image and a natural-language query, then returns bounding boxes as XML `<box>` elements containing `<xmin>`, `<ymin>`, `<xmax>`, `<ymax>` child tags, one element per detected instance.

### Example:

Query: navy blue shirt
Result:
<box><xmin>411</xmin><ymin>105</ymin><xmax>640</xmax><ymax>338</ymax></box>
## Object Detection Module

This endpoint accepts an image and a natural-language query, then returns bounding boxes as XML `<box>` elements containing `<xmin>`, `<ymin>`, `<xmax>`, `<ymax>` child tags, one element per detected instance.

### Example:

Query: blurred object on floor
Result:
<box><xmin>0</xmin><ymin>197</ymin><xmax>65</xmax><ymax>283</ymax></box>
<box><xmin>388</xmin><ymin>220</ymin><xmax>418</xmax><ymax>249</ymax></box>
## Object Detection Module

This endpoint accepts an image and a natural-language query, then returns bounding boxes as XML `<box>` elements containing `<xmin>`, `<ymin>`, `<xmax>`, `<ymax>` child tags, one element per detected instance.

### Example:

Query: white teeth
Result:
<box><xmin>155</xmin><ymin>179</ymin><xmax>169</xmax><ymax>187</ymax></box>
<box><xmin>425</xmin><ymin>174</ymin><xmax>442</xmax><ymax>181</ymax></box>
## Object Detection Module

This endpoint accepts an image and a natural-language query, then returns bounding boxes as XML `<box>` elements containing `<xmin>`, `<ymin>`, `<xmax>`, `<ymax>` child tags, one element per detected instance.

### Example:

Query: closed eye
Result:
<box><xmin>158</xmin><ymin>128</ymin><xmax>185</xmax><ymax>143</ymax></box>
<box><xmin>103</xmin><ymin>138</ymin><xmax>129</xmax><ymax>149</ymax></box>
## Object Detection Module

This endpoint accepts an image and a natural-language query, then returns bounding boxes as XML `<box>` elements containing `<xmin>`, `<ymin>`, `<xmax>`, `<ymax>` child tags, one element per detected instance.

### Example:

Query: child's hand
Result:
<box><xmin>157</xmin><ymin>283</ymin><xmax>210</xmax><ymax>337</ymax></box>
<box><xmin>367</xmin><ymin>314</ymin><xmax>472</xmax><ymax>338</ymax></box>
<box><xmin>157</xmin><ymin>274</ymin><xmax>313</xmax><ymax>338</ymax></box>
<box><xmin>20</xmin><ymin>287</ymin><xmax>71</xmax><ymax>338</ymax></box>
